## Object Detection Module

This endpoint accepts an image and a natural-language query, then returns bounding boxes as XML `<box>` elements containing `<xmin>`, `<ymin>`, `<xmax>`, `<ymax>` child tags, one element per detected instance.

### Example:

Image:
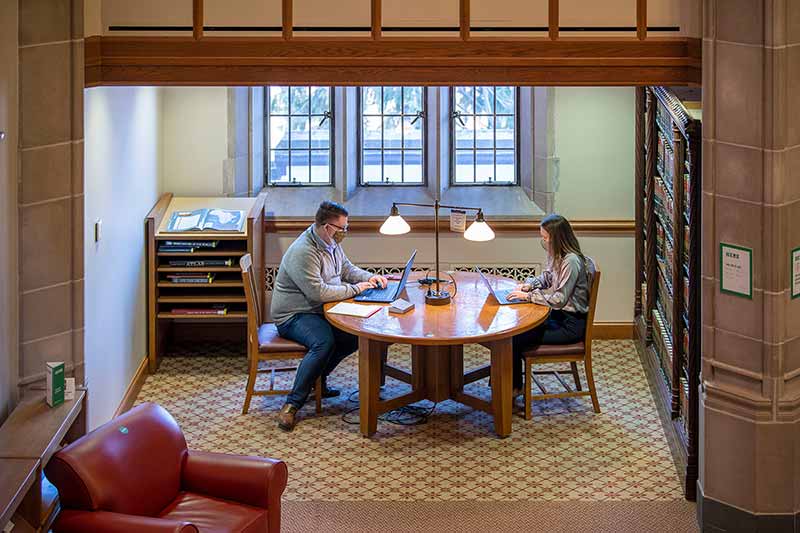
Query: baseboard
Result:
<box><xmin>698</xmin><ymin>484</ymin><xmax>799</xmax><ymax>532</ymax></box>
<box><xmin>593</xmin><ymin>321</ymin><xmax>634</xmax><ymax>339</ymax></box>
<box><xmin>114</xmin><ymin>356</ymin><xmax>149</xmax><ymax>418</ymax></box>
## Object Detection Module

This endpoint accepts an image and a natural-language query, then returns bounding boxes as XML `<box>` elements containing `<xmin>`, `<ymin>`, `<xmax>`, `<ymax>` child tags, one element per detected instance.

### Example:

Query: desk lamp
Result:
<box><xmin>379</xmin><ymin>201</ymin><xmax>495</xmax><ymax>305</ymax></box>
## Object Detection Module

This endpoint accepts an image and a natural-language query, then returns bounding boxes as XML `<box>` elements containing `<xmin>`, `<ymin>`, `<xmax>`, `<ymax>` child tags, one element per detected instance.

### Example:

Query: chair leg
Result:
<box><xmin>570</xmin><ymin>362</ymin><xmax>582</xmax><ymax>391</ymax></box>
<box><xmin>584</xmin><ymin>357</ymin><xmax>601</xmax><ymax>413</ymax></box>
<box><xmin>315</xmin><ymin>376</ymin><xmax>322</xmax><ymax>414</ymax></box>
<box><xmin>379</xmin><ymin>347</ymin><xmax>388</xmax><ymax>387</ymax></box>
<box><xmin>242</xmin><ymin>355</ymin><xmax>258</xmax><ymax>415</ymax></box>
<box><xmin>524</xmin><ymin>358</ymin><xmax>532</xmax><ymax>421</ymax></box>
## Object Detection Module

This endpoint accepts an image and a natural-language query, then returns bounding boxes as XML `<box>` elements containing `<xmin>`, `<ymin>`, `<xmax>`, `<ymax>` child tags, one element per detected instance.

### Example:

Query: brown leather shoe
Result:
<box><xmin>277</xmin><ymin>404</ymin><xmax>298</xmax><ymax>432</ymax></box>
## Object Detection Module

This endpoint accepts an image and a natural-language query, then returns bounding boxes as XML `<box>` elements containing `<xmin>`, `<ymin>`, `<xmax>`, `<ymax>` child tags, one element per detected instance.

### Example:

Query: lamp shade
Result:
<box><xmin>464</xmin><ymin>218</ymin><xmax>495</xmax><ymax>242</ymax></box>
<box><xmin>379</xmin><ymin>214</ymin><xmax>411</xmax><ymax>235</ymax></box>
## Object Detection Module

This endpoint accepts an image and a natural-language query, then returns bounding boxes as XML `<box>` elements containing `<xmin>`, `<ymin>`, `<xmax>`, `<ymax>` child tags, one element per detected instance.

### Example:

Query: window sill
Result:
<box><xmin>263</xmin><ymin>185</ymin><xmax>543</xmax><ymax>220</ymax></box>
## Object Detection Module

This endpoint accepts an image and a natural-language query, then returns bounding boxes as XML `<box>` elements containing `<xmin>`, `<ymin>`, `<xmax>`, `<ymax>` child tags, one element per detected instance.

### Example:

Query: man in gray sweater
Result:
<box><xmin>271</xmin><ymin>201</ymin><xmax>388</xmax><ymax>431</ymax></box>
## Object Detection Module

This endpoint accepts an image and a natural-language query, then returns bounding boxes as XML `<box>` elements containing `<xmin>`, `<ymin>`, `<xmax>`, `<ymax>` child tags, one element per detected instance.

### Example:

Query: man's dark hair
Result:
<box><xmin>315</xmin><ymin>201</ymin><xmax>349</xmax><ymax>226</ymax></box>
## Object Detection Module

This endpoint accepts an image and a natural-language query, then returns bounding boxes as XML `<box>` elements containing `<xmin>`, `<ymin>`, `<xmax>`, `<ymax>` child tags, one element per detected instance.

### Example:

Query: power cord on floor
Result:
<box><xmin>340</xmin><ymin>388</ymin><xmax>437</xmax><ymax>426</ymax></box>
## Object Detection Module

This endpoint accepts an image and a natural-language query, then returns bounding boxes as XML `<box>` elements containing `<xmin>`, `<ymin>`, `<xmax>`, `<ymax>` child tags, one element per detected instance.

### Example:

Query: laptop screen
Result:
<box><xmin>394</xmin><ymin>250</ymin><xmax>417</xmax><ymax>296</ymax></box>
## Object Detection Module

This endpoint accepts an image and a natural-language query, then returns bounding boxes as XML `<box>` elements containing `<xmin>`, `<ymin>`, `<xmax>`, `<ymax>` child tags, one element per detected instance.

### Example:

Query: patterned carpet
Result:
<box><xmin>136</xmin><ymin>340</ymin><xmax>684</xmax><ymax>503</ymax></box>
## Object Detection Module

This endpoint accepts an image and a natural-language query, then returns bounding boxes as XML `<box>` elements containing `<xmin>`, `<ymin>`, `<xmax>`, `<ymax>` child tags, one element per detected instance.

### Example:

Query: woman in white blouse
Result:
<box><xmin>506</xmin><ymin>214</ymin><xmax>594</xmax><ymax>391</ymax></box>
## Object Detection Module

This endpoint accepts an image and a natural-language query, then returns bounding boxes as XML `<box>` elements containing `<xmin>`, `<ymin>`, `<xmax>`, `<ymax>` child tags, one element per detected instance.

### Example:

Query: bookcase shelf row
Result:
<box><xmin>634</xmin><ymin>86</ymin><xmax>701</xmax><ymax>501</ymax></box>
<box><xmin>157</xmin><ymin>267</ymin><xmax>242</xmax><ymax>273</ymax></box>
<box><xmin>147</xmin><ymin>193</ymin><xmax>267</xmax><ymax>373</ymax></box>
<box><xmin>157</xmin><ymin>312</ymin><xmax>248</xmax><ymax>320</ymax></box>
<box><xmin>157</xmin><ymin>294</ymin><xmax>247</xmax><ymax>303</ymax></box>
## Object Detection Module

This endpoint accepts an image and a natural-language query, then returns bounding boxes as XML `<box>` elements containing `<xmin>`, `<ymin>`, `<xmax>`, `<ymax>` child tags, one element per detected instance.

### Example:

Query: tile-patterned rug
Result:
<box><xmin>136</xmin><ymin>340</ymin><xmax>683</xmax><ymax>502</ymax></box>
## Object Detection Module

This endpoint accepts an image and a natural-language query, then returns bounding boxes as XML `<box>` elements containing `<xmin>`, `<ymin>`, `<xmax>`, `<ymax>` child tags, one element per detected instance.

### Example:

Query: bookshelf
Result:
<box><xmin>146</xmin><ymin>193</ymin><xmax>266</xmax><ymax>372</ymax></box>
<box><xmin>635</xmin><ymin>86</ymin><xmax>701</xmax><ymax>500</ymax></box>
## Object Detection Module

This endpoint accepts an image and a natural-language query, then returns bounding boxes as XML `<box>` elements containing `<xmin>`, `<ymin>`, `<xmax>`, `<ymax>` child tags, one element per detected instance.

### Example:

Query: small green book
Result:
<box><xmin>46</xmin><ymin>362</ymin><xmax>65</xmax><ymax>407</ymax></box>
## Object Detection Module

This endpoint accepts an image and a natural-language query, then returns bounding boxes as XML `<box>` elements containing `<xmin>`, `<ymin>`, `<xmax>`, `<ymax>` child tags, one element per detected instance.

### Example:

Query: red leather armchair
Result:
<box><xmin>45</xmin><ymin>402</ymin><xmax>288</xmax><ymax>533</ymax></box>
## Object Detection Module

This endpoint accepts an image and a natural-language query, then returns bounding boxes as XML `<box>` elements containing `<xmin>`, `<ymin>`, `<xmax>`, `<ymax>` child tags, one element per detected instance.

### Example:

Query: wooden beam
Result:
<box><xmin>637</xmin><ymin>0</ymin><xmax>647</xmax><ymax>40</ymax></box>
<box><xmin>548</xmin><ymin>0</ymin><xmax>559</xmax><ymax>40</ymax></box>
<box><xmin>282</xmin><ymin>0</ymin><xmax>292</xmax><ymax>40</ymax></box>
<box><xmin>460</xmin><ymin>0</ymin><xmax>470</xmax><ymax>41</ymax></box>
<box><xmin>192</xmin><ymin>0</ymin><xmax>203</xmax><ymax>40</ymax></box>
<box><xmin>371</xmin><ymin>0</ymin><xmax>381</xmax><ymax>40</ymax></box>
<box><xmin>83</xmin><ymin>36</ymin><xmax>701</xmax><ymax>87</ymax></box>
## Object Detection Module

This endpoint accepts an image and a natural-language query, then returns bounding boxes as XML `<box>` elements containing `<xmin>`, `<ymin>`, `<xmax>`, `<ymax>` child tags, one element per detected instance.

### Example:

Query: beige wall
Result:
<box><xmin>84</xmin><ymin>87</ymin><xmax>162</xmax><ymax>429</ymax></box>
<box><xmin>0</xmin><ymin>1</ymin><xmax>19</xmax><ymax>423</ymax></box>
<box><xmin>161</xmin><ymin>87</ymin><xmax>227</xmax><ymax>196</ymax></box>
<box><xmin>553</xmin><ymin>87</ymin><xmax>635</xmax><ymax>220</ymax></box>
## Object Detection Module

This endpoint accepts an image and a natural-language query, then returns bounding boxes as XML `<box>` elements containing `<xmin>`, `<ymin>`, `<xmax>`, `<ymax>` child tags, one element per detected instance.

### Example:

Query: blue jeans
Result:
<box><xmin>276</xmin><ymin>313</ymin><xmax>358</xmax><ymax>409</ymax></box>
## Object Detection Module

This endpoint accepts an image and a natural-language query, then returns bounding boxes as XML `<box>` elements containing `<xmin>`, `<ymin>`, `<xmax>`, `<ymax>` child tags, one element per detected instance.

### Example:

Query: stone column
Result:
<box><xmin>17</xmin><ymin>0</ymin><xmax>85</xmax><ymax>394</ymax></box>
<box><xmin>700</xmin><ymin>0</ymin><xmax>800</xmax><ymax>530</ymax></box>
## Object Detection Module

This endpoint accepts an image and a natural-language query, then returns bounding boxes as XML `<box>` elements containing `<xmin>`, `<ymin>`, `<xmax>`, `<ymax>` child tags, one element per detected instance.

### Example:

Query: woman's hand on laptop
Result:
<box><xmin>356</xmin><ymin>281</ymin><xmax>377</xmax><ymax>293</ymax></box>
<box><xmin>506</xmin><ymin>290</ymin><xmax>529</xmax><ymax>302</ymax></box>
<box><xmin>369</xmin><ymin>275</ymin><xmax>389</xmax><ymax>289</ymax></box>
<box><xmin>515</xmin><ymin>283</ymin><xmax>531</xmax><ymax>292</ymax></box>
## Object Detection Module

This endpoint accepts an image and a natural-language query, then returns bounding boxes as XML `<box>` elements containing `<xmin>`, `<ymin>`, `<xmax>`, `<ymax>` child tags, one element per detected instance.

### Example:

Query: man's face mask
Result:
<box><xmin>328</xmin><ymin>223</ymin><xmax>348</xmax><ymax>243</ymax></box>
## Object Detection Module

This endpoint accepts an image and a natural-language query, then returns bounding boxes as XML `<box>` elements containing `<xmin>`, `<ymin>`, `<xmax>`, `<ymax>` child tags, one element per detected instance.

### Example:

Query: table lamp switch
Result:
<box><xmin>388</xmin><ymin>298</ymin><xmax>415</xmax><ymax>314</ymax></box>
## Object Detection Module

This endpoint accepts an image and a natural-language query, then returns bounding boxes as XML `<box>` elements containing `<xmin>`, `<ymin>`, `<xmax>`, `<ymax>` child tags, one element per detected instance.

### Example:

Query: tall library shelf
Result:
<box><xmin>634</xmin><ymin>86</ymin><xmax>701</xmax><ymax>500</ymax></box>
<box><xmin>145</xmin><ymin>193</ymin><xmax>266</xmax><ymax>372</ymax></box>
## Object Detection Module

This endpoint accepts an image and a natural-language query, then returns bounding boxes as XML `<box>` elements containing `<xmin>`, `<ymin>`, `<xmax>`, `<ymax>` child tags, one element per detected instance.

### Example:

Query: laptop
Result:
<box><xmin>355</xmin><ymin>250</ymin><xmax>417</xmax><ymax>303</ymax></box>
<box><xmin>476</xmin><ymin>268</ymin><xmax>530</xmax><ymax>305</ymax></box>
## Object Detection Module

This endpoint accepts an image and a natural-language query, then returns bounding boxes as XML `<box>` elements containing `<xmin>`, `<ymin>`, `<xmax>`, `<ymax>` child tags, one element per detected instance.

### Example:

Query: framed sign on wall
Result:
<box><xmin>719</xmin><ymin>243</ymin><xmax>753</xmax><ymax>299</ymax></box>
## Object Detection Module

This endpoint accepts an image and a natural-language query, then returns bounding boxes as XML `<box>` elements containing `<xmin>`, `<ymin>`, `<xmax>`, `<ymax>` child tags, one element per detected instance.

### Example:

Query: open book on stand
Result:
<box><xmin>166</xmin><ymin>208</ymin><xmax>245</xmax><ymax>233</ymax></box>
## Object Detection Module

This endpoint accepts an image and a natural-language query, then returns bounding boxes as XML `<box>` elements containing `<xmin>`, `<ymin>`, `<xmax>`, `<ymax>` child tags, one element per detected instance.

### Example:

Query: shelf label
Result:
<box><xmin>792</xmin><ymin>247</ymin><xmax>800</xmax><ymax>299</ymax></box>
<box><xmin>719</xmin><ymin>243</ymin><xmax>752</xmax><ymax>299</ymax></box>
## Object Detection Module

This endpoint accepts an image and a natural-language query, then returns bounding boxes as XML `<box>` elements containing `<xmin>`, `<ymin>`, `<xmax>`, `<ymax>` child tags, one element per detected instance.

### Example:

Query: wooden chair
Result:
<box><xmin>240</xmin><ymin>254</ymin><xmax>321</xmax><ymax>415</ymax></box>
<box><xmin>522</xmin><ymin>269</ymin><xmax>601</xmax><ymax>420</ymax></box>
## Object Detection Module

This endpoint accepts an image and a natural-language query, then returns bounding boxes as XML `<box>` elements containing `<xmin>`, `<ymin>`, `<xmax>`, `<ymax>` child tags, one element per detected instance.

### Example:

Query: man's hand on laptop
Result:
<box><xmin>356</xmin><ymin>281</ymin><xmax>377</xmax><ymax>293</ymax></box>
<box><xmin>506</xmin><ymin>290</ymin><xmax>529</xmax><ymax>302</ymax></box>
<box><xmin>369</xmin><ymin>275</ymin><xmax>389</xmax><ymax>289</ymax></box>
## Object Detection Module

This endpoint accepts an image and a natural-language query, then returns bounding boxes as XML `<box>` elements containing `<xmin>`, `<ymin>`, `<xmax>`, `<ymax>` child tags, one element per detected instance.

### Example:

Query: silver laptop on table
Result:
<box><xmin>476</xmin><ymin>268</ymin><xmax>530</xmax><ymax>305</ymax></box>
<box><xmin>355</xmin><ymin>250</ymin><xmax>417</xmax><ymax>303</ymax></box>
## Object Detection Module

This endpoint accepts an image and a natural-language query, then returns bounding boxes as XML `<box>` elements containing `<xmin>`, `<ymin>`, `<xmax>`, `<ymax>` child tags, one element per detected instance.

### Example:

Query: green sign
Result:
<box><xmin>719</xmin><ymin>243</ymin><xmax>752</xmax><ymax>299</ymax></box>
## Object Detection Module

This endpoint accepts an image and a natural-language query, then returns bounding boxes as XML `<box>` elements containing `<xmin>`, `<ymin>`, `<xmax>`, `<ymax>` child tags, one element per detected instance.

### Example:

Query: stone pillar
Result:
<box><xmin>17</xmin><ymin>0</ymin><xmax>85</xmax><ymax>394</ymax></box>
<box><xmin>700</xmin><ymin>0</ymin><xmax>800</xmax><ymax>530</ymax></box>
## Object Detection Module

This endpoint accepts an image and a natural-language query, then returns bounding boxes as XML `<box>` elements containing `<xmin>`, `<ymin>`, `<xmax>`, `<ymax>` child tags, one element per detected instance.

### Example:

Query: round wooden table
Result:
<box><xmin>324</xmin><ymin>272</ymin><xmax>549</xmax><ymax>438</ymax></box>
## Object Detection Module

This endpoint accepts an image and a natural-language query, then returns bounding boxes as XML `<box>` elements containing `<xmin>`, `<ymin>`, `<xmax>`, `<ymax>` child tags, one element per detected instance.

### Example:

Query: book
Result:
<box><xmin>327</xmin><ymin>302</ymin><xmax>382</xmax><ymax>318</ymax></box>
<box><xmin>159</xmin><ymin>246</ymin><xmax>196</xmax><ymax>253</ymax></box>
<box><xmin>167</xmin><ymin>273</ymin><xmax>216</xmax><ymax>284</ymax></box>
<box><xmin>165</xmin><ymin>208</ymin><xmax>245</xmax><ymax>233</ymax></box>
<box><xmin>163</xmin><ymin>240</ymin><xmax>219</xmax><ymax>248</ymax></box>
<box><xmin>171</xmin><ymin>306</ymin><xmax>228</xmax><ymax>316</ymax></box>
<box><xmin>167</xmin><ymin>258</ymin><xmax>233</xmax><ymax>267</ymax></box>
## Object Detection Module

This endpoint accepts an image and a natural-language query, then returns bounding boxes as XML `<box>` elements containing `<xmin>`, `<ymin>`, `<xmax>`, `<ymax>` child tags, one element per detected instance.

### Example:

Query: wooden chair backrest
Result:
<box><xmin>583</xmin><ymin>260</ymin><xmax>601</xmax><ymax>354</ymax></box>
<box><xmin>240</xmin><ymin>254</ymin><xmax>262</xmax><ymax>343</ymax></box>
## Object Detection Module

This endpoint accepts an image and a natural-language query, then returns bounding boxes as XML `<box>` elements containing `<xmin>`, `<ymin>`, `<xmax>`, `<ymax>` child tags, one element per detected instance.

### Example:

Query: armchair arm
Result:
<box><xmin>54</xmin><ymin>510</ymin><xmax>198</xmax><ymax>533</ymax></box>
<box><xmin>181</xmin><ymin>450</ymin><xmax>288</xmax><ymax>509</ymax></box>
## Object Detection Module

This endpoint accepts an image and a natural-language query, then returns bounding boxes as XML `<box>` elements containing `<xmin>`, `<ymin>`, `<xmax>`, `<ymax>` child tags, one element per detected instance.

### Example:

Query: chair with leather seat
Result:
<box><xmin>522</xmin><ymin>265</ymin><xmax>601</xmax><ymax>420</ymax></box>
<box><xmin>240</xmin><ymin>254</ymin><xmax>321</xmax><ymax>415</ymax></box>
<box><xmin>44</xmin><ymin>402</ymin><xmax>288</xmax><ymax>533</ymax></box>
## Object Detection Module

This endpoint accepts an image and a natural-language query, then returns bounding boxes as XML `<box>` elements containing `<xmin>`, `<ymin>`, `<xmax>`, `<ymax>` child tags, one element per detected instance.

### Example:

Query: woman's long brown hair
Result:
<box><xmin>541</xmin><ymin>214</ymin><xmax>585</xmax><ymax>266</ymax></box>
